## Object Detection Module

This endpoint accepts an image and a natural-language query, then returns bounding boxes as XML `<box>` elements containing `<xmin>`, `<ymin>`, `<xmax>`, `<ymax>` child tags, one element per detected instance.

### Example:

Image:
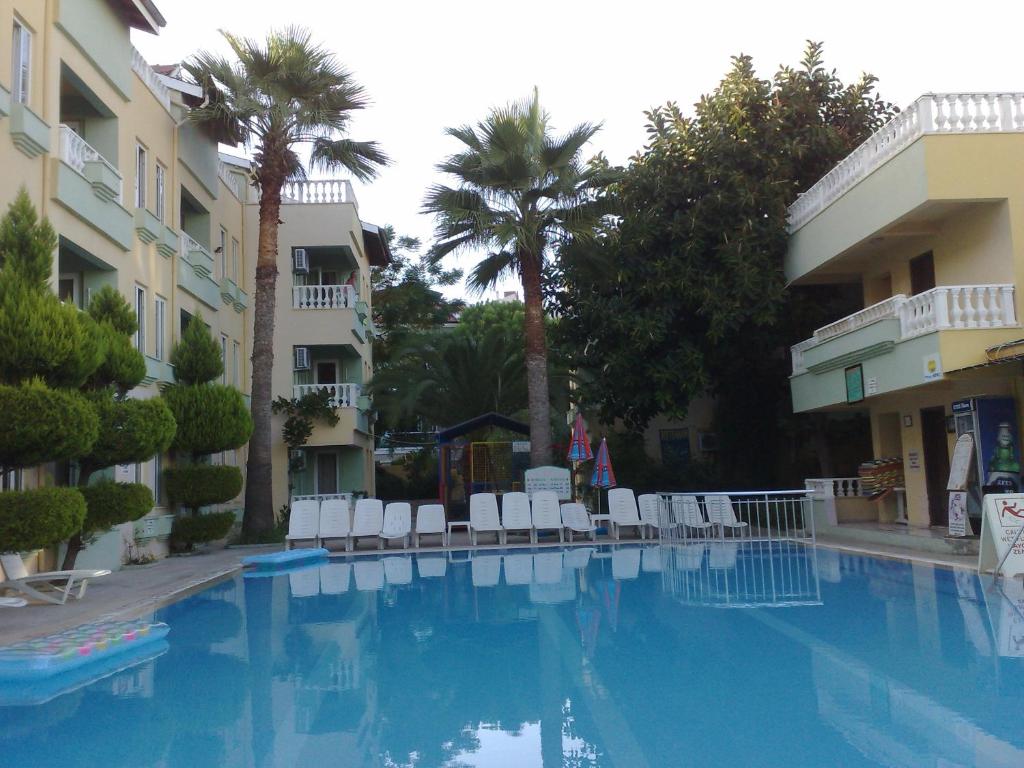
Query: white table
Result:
<box><xmin>447</xmin><ymin>521</ymin><xmax>471</xmax><ymax>545</ymax></box>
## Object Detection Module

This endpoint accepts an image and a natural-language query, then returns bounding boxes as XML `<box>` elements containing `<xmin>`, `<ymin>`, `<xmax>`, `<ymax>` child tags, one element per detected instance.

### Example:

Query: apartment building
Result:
<box><xmin>0</xmin><ymin>0</ymin><xmax>382</xmax><ymax>569</ymax></box>
<box><xmin>788</xmin><ymin>93</ymin><xmax>1024</xmax><ymax>547</ymax></box>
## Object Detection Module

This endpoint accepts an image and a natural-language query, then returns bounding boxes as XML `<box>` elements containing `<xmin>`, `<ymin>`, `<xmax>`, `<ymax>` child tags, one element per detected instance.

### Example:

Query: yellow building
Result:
<box><xmin>0</xmin><ymin>0</ymin><xmax>382</xmax><ymax>569</ymax></box>
<box><xmin>788</xmin><ymin>93</ymin><xmax>1024</xmax><ymax>549</ymax></box>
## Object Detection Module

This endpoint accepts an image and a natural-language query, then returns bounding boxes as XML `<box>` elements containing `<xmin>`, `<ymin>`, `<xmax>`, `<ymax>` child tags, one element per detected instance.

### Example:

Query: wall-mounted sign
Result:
<box><xmin>524</xmin><ymin>466</ymin><xmax>572</xmax><ymax>500</ymax></box>
<box><xmin>907</xmin><ymin>451</ymin><xmax>921</xmax><ymax>470</ymax></box>
<box><xmin>512</xmin><ymin>441</ymin><xmax>531</xmax><ymax>453</ymax></box>
<box><xmin>866</xmin><ymin>377</ymin><xmax>879</xmax><ymax>396</ymax></box>
<box><xmin>948</xmin><ymin>490</ymin><xmax>972</xmax><ymax>537</ymax></box>
<box><xmin>923</xmin><ymin>353</ymin><xmax>943</xmax><ymax>381</ymax></box>
<box><xmin>845</xmin><ymin>365</ymin><xmax>864</xmax><ymax>404</ymax></box>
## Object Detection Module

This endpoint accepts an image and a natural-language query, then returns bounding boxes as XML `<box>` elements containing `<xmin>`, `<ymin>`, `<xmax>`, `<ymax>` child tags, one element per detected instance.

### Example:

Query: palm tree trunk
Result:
<box><xmin>242</xmin><ymin>180</ymin><xmax>283</xmax><ymax>539</ymax></box>
<box><xmin>521</xmin><ymin>255</ymin><xmax>552</xmax><ymax>467</ymax></box>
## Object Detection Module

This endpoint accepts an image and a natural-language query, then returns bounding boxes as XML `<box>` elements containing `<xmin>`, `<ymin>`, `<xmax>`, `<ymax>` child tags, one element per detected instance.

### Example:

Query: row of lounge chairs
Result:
<box><xmin>285</xmin><ymin>498</ymin><xmax>445</xmax><ymax>551</ymax></box>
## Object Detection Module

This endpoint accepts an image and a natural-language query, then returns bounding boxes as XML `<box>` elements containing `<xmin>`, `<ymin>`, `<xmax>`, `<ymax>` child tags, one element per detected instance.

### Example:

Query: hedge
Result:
<box><xmin>163</xmin><ymin>384</ymin><xmax>253</xmax><ymax>455</ymax></box>
<box><xmin>0</xmin><ymin>487</ymin><xmax>87</xmax><ymax>553</ymax></box>
<box><xmin>170</xmin><ymin>511</ymin><xmax>236</xmax><ymax>551</ymax></box>
<box><xmin>164</xmin><ymin>464</ymin><xmax>244</xmax><ymax>511</ymax></box>
<box><xmin>0</xmin><ymin>380</ymin><xmax>99</xmax><ymax>469</ymax></box>
<box><xmin>79</xmin><ymin>481</ymin><xmax>153</xmax><ymax>539</ymax></box>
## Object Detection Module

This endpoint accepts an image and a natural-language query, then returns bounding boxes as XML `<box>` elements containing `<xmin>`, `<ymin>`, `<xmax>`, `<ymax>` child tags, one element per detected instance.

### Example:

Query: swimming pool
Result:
<box><xmin>1</xmin><ymin>541</ymin><xmax>1022</xmax><ymax>767</ymax></box>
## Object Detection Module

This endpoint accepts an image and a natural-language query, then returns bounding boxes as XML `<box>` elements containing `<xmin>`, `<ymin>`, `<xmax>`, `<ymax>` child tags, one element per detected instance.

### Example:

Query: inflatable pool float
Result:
<box><xmin>241</xmin><ymin>547</ymin><xmax>329</xmax><ymax>569</ymax></box>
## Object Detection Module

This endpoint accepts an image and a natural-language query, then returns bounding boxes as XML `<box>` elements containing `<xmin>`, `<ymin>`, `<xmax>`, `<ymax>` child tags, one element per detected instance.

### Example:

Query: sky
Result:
<box><xmin>133</xmin><ymin>0</ymin><xmax>1024</xmax><ymax>300</ymax></box>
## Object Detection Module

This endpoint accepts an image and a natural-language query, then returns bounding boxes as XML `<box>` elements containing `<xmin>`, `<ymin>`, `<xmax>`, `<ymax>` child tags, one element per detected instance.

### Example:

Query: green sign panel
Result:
<box><xmin>845</xmin><ymin>364</ymin><xmax>864</xmax><ymax>404</ymax></box>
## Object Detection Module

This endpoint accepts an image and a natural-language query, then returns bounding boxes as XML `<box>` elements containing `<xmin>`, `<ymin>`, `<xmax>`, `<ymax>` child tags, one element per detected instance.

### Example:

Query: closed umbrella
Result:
<box><xmin>591</xmin><ymin>437</ymin><xmax>616</xmax><ymax>516</ymax></box>
<box><xmin>567</xmin><ymin>412</ymin><xmax>593</xmax><ymax>502</ymax></box>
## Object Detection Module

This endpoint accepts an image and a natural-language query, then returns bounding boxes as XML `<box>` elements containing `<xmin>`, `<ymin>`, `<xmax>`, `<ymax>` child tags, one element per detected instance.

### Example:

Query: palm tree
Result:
<box><xmin>185</xmin><ymin>28</ymin><xmax>388</xmax><ymax>538</ymax></box>
<box><xmin>423</xmin><ymin>89</ymin><xmax>612</xmax><ymax>468</ymax></box>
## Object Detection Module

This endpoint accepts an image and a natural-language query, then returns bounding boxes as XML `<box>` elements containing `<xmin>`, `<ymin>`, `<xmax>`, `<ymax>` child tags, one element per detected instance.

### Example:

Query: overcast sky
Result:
<box><xmin>134</xmin><ymin>0</ymin><xmax>1023</xmax><ymax>299</ymax></box>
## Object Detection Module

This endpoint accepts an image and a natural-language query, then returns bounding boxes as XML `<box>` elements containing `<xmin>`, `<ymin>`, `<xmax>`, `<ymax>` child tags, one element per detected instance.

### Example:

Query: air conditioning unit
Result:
<box><xmin>289</xmin><ymin>448</ymin><xmax>306</xmax><ymax>470</ymax></box>
<box><xmin>293</xmin><ymin>248</ymin><xmax>309</xmax><ymax>274</ymax></box>
<box><xmin>698</xmin><ymin>432</ymin><xmax>719</xmax><ymax>452</ymax></box>
<box><xmin>294</xmin><ymin>346</ymin><xmax>310</xmax><ymax>370</ymax></box>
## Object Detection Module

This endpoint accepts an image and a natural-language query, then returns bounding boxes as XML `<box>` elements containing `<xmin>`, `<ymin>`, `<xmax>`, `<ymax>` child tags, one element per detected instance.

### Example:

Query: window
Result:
<box><xmin>135</xmin><ymin>144</ymin><xmax>147</xmax><ymax>210</ymax></box>
<box><xmin>180</xmin><ymin>308</ymin><xmax>193</xmax><ymax>336</ymax></box>
<box><xmin>231</xmin><ymin>238</ymin><xmax>239</xmax><ymax>282</ymax></box>
<box><xmin>232</xmin><ymin>340</ymin><xmax>240</xmax><ymax>387</ymax></box>
<box><xmin>220</xmin><ymin>334</ymin><xmax>228</xmax><ymax>384</ymax></box>
<box><xmin>154</xmin><ymin>296</ymin><xmax>166</xmax><ymax>360</ymax></box>
<box><xmin>58</xmin><ymin>273</ymin><xmax>80</xmax><ymax>308</ymax></box>
<box><xmin>153</xmin><ymin>453</ymin><xmax>163</xmax><ymax>506</ymax></box>
<box><xmin>155</xmin><ymin>164</ymin><xmax>166</xmax><ymax>224</ymax></box>
<box><xmin>219</xmin><ymin>227</ymin><xmax>227</xmax><ymax>279</ymax></box>
<box><xmin>134</xmin><ymin>286</ymin><xmax>146</xmax><ymax>354</ymax></box>
<box><xmin>12</xmin><ymin>20</ymin><xmax>31</xmax><ymax>105</ymax></box>
<box><xmin>910</xmin><ymin>251</ymin><xmax>935</xmax><ymax>296</ymax></box>
<box><xmin>659</xmin><ymin>428</ymin><xmax>690</xmax><ymax>468</ymax></box>
<box><xmin>2</xmin><ymin>469</ymin><xmax>21</xmax><ymax>491</ymax></box>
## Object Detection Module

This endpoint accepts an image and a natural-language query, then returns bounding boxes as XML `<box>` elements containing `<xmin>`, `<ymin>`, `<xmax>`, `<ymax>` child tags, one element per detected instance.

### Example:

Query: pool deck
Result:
<box><xmin>0</xmin><ymin>530</ymin><xmax>980</xmax><ymax>646</ymax></box>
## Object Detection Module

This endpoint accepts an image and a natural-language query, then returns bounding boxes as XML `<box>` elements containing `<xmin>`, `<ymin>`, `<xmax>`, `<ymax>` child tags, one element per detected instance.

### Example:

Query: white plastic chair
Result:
<box><xmin>0</xmin><ymin>597</ymin><xmax>27</xmax><ymax>608</ymax></box>
<box><xmin>320</xmin><ymin>562</ymin><xmax>351</xmax><ymax>594</ymax></box>
<box><xmin>383</xmin><ymin>556</ymin><xmax>413</xmax><ymax>585</ymax></box>
<box><xmin>471</xmin><ymin>553</ymin><xmax>501</xmax><ymax>587</ymax></box>
<box><xmin>286</xmin><ymin>499</ymin><xmax>321</xmax><ymax>550</ymax></box>
<box><xmin>382</xmin><ymin>502</ymin><xmax>412</xmax><ymax>549</ymax></box>
<box><xmin>608</xmin><ymin>488</ymin><xmax>646</xmax><ymax>540</ymax></box>
<box><xmin>318</xmin><ymin>498</ymin><xmax>352</xmax><ymax>552</ymax></box>
<box><xmin>415</xmin><ymin>504</ymin><xmax>447</xmax><ymax>547</ymax></box>
<box><xmin>354</xmin><ymin>559</ymin><xmax>385</xmax><ymax>591</ymax></box>
<box><xmin>704</xmin><ymin>495</ymin><xmax>750</xmax><ymax>538</ymax></box>
<box><xmin>351</xmin><ymin>498</ymin><xmax>384</xmax><ymax>550</ymax></box>
<box><xmin>503</xmin><ymin>553</ymin><xmax>534</xmax><ymax>585</ymax></box>
<box><xmin>560</xmin><ymin>503</ymin><xmax>597</xmax><ymax>542</ymax></box>
<box><xmin>611</xmin><ymin>547</ymin><xmax>641</xmax><ymax>580</ymax></box>
<box><xmin>563</xmin><ymin>547</ymin><xmax>594</xmax><ymax>569</ymax></box>
<box><xmin>0</xmin><ymin>554</ymin><xmax>110</xmax><ymax>606</ymax></box>
<box><xmin>638</xmin><ymin>494</ymin><xmax>666</xmax><ymax>538</ymax></box>
<box><xmin>289</xmin><ymin>567</ymin><xmax>320</xmax><ymax>597</ymax></box>
<box><xmin>469</xmin><ymin>493</ymin><xmax>504</xmax><ymax>545</ymax></box>
<box><xmin>500</xmin><ymin>492</ymin><xmax>534</xmax><ymax>543</ymax></box>
<box><xmin>531</xmin><ymin>491</ymin><xmax>564</xmax><ymax>543</ymax></box>
<box><xmin>533</xmin><ymin>551</ymin><xmax>564</xmax><ymax>584</ymax></box>
<box><xmin>672</xmin><ymin>495</ymin><xmax>714</xmax><ymax>539</ymax></box>
<box><xmin>416</xmin><ymin>555</ymin><xmax>447</xmax><ymax>578</ymax></box>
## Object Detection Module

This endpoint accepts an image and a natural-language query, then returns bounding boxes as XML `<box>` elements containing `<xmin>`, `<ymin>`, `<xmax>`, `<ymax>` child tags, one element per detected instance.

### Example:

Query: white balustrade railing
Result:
<box><xmin>813</xmin><ymin>295</ymin><xmax>905</xmax><ymax>342</ymax></box>
<box><xmin>281</xmin><ymin>179</ymin><xmax>357</xmax><ymax>208</ymax></box>
<box><xmin>180</xmin><ymin>233</ymin><xmax>213</xmax><ymax>276</ymax></box>
<box><xmin>292</xmin><ymin>284</ymin><xmax>356</xmax><ymax>309</ymax></box>
<box><xmin>130</xmin><ymin>46</ymin><xmax>171</xmax><ymax>111</ymax></box>
<box><xmin>792</xmin><ymin>284</ymin><xmax>1018</xmax><ymax>373</ymax></box>
<box><xmin>59</xmin><ymin>125</ymin><xmax>123</xmax><ymax>203</ymax></box>
<box><xmin>293</xmin><ymin>383</ymin><xmax>361</xmax><ymax>408</ymax></box>
<box><xmin>218</xmin><ymin>162</ymin><xmax>246</xmax><ymax>200</ymax></box>
<box><xmin>805</xmin><ymin>477</ymin><xmax>862</xmax><ymax>498</ymax></box>
<box><xmin>789</xmin><ymin>93</ymin><xmax>1024</xmax><ymax>232</ymax></box>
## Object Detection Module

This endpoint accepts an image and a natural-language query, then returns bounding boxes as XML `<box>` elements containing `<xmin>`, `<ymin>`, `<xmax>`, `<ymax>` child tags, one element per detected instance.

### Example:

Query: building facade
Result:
<box><xmin>0</xmin><ymin>0</ymin><xmax>381</xmax><ymax>570</ymax></box>
<box><xmin>788</xmin><ymin>93</ymin><xmax>1024</xmax><ymax>539</ymax></box>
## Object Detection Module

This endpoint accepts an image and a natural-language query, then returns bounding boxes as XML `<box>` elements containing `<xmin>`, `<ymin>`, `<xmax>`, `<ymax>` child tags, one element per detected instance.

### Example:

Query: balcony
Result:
<box><xmin>293</xmin><ymin>284</ymin><xmax>356</xmax><ymax>310</ymax></box>
<box><xmin>282</xmin><ymin>179</ymin><xmax>357</xmax><ymax>210</ymax></box>
<box><xmin>220</xmin><ymin>277</ymin><xmax>248</xmax><ymax>314</ymax></box>
<box><xmin>177</xmin><ymin>234</ymin><xmax>221</xmax><ymax>309</ymax></box>
<box><xmin>293</xmin><ymin>383</ymin><xmax>362</xmax><ymax>408</ymax></box>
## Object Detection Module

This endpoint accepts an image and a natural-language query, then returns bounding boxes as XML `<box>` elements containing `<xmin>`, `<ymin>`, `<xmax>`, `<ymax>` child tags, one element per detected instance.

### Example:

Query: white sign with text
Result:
<box><xmin>979</xmin><ymin>494</ymin><xmax>1024</xmax><ymax>577</ymax></box>
<box><xmin>524</xmin><ymin>466</ymin><xmax>572</xmax><ymax>500</ymax></box>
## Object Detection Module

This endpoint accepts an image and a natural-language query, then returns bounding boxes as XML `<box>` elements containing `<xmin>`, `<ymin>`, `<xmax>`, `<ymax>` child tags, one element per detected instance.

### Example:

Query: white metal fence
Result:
<box><xmin>654</xmin><ymin>489</ymin><xmax>815</xmax><ymax>546</ymax></box>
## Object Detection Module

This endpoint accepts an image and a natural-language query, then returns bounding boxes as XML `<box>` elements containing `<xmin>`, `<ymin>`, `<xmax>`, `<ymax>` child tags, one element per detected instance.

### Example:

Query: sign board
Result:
<box><xmin>844</xmin><ymin>365</ymin><xmax>864</xmax><ymax>404</ymax></box>
<box><xmin>947</xmin><ymin>433</ymin><xmax>975</xmax><ymax>491</ymax></box>
<box><xmin>866</xmin><ymin>376</ymin><xmax>879</xmax><ymax>396</ymax></box>
<box><xmin>948</xmin><ymin>491</ymin><xmax>972</xmax><ymax>537</ymax></box>
<box><xmin>907</xmin><ymin>451</ymin><xmax>921</xmax><ymax>470</ymax></box>
<box><xmin>524</xmin><ymin>466</ymin><xmax>572</xmax><ymax>500</ymax></box>
<box><xmin>979</xmin><ymin>494</ymin><xmax>1024</xmax><ymax>577</ymax></box>
<box><xmin>923</xmin><ymin>353</ymin><xmax>943</xmax><ymax>381</ymax></box>
<box><xmin>512</xmin><ymin>441</ymin><xmax>531</xmax><ymax>454</ymax></box>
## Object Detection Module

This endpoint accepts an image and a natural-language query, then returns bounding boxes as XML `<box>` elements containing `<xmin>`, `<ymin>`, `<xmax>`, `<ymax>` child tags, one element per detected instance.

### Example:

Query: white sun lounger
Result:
<box><xmin>469</xmin><ymin>493</ymin><xmax>505</xmax><ymax>545</ymax></box>
<box><xmin>416</xmin><ymin>555</ymin><xmax>447</xmax><ymax>578</ymax></box>
<box><xmin>320</xmin><ymin>562</ymin><xmax>351</xmax><ymax>594</ymax></box>
<box><xmin>383</xmin><ymin>556</ymin><xmax>413</xmax><ymax>585</ymax></box>
<box><xmin>318</xmin><ymin>498</ymin><xmax>352</xmax><ymax>552</ymax></box>
<box><xmin>638</xmin><ymin>494</ymin><xmax>666</xmax><ymax>538</ymax></box>
<box><xmin>289</xmin><ymin>567</ymin><xmax>320</xmax><ymax>598</ymax></box>
<box><xmin>704</xmin><ymin>495</ymin><xmax>750</xmax><ymax>537</ymax></box>
<box><xmin>0</xmin><ymin>554</ymin><xmax>110</xmax><ymax>606</ymax></box>
<box><xmin>351</xmin><ymin>498</ymin><xmax>384</xmax><ymax>550</ymax></box>
<box><xmin>563</xmin><ymin>547</ymin><xmax>594</xmax><ymax>569</ymax></box>
<box><xmin>382</xmin><ymin>502</ymin><xmax>412</xmax><ymax>549</ymax></box>
<box><xmin>354</xmin><ymin>559</ymin><xmax>385</xmax><ymax>591</ymax></box>
<box><xmin>611</xmin><ymin>547</ymin><xmax>641</xmax><ymax>580</ymax></box>
<box><xmin>503</xmin><ymin>553</ymin><xmax>534</xmax><ymax>585</ymax></box>
<box><xmin>471</xmin><ymin>553</ymin><xmax>501</xmax><ymax>587</ymax></box>
<box><xmin>672</xmin><ymin>495</ymin><xmax>714</xmax><ymax>538</ymax></box>
<box><xmin>414</xmin><ymin>504</ymin><xmax>447</xmax><ymax>547</ymax></box>
<box><xmin>286</xmin><ymin>499</ymin><xmax>321</xmax><ymax>549</ymax></box>
<box><xmin>500</xmin><ymin>492</ymin><xmax>534</xmax><ymax>543</ymax></box>
<box><xmin>0</xmin><ymin>596</ymin><xmax>27</xmax><ymax>607</ymax></box>
<box><xmin>608</xmin><ymin>488</ymin><xmax>646</xmax><ymax>541</ymax></box>
<box><xmin>530</xmin><ymin>491</ymin><xmax>564</xmax><ymax>543</ymax></box>
<box><xmin>560</xmin><ymin>503</ymin><xmax>597</xmax><ymax>542</ymax></box>
<box><xmin>533</xmin><ymin>551</ymin><xmax>564</xmax><ymax>584</ymax></box>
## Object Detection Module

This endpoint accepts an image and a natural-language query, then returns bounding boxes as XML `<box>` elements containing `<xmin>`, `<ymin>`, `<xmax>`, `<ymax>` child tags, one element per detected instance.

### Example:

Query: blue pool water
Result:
<box><xmin>2</xmin><ymin>541</ymin><xmax>1023</xmax><ymax>767</ymax></box>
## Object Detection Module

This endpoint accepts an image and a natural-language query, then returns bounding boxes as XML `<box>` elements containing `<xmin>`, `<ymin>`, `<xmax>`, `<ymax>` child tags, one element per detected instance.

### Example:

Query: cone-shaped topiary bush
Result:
<box><xmin>0</xmin><ymin>487</ymin><xmax>87</xmax><ymax>553</ymax></box>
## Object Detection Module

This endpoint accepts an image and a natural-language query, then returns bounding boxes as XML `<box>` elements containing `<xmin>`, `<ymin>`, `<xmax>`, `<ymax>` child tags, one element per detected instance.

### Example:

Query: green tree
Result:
<box><xmin>423</xmin><ymin>88</ymin><xmax>615</xmax><ymax>468</ymax></box>
<box><xmin>184</xmin><ymin>27</ymin><xmax>389</xmax><ymax>539</ymax></box>
<box><xmin>554</xmin><ymin>43</ymin><xmax>895</xmax><ymax>485</ymax></box>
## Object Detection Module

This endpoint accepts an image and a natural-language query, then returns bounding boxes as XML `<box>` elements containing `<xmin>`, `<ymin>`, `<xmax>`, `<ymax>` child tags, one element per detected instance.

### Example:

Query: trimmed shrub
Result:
<box><xmin>0</xmin><ymin>380</ymin><xmax>99</xmax><ymax>469</ymax></box>
<box><xmin>90</xmin><ymin>327</ymin><xmax>147</xmax><ymax>392</ymax></box>
<box><xmin>170</xmin><ymin>511</ymin><xmax>236</xmax><ymax>551</ymax></box>
<box><xmin>81</xmin><ymin>396</ymin><xmax>177</xmax><ymax>474</ymax></box>
<box><xmin>164</xmin><ymin>464</ymin><xmax>244</xmax><ymax>511</ymax></box>
<box><xmin>79</xmin><ymin>481</ymin><xmax>153</xmax><ymax>540</ymax></box>
<box><xmin>171</xmin><ymin>314</ymin><xmax>223</xmax><ymax>386</ymax></box>
<box><xmin>163</xmin><ymin>385</ymin><xmax>253</xmax><ymax>454</ymax></box>
<box><xmin>87</xmin><ymin>284</ymin><xmax>138</xmax><ymax>337</ymax></box>
<box><xmin>0</xmin><ymin>487</ymin><xmax>87</xmax><ymax>552</ymax></box>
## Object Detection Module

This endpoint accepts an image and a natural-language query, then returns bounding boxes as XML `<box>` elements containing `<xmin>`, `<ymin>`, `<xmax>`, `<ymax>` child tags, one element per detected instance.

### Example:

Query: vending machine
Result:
<box><xmin>952</xmin><ymin>397</ymin><xmax>1022</xmax><ymax>527</ymax></box>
